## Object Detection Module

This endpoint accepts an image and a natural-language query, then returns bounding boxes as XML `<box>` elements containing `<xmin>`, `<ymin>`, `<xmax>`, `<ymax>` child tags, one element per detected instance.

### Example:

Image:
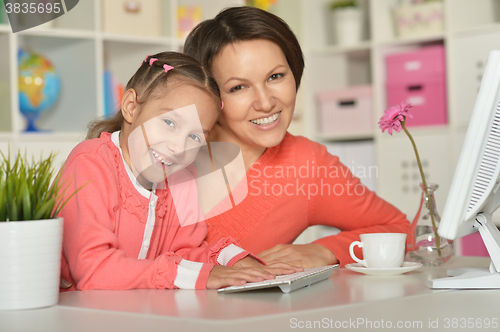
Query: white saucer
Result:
<box><xmin>345</xmin><ymin>262</ymin><xmax>423</xmax><ymax>276</ymax></box>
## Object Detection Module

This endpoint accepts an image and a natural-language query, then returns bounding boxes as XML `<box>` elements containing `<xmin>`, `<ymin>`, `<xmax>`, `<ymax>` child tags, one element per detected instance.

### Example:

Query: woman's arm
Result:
<box><xmin>259</xmin><ymin>139</ymin><xmax>409</xmax><ymax>268</ymax></box>
<box><xmin>309</xmin><ymin>141</ymin><xmax>410</xmax><ymax>266</ymax></box>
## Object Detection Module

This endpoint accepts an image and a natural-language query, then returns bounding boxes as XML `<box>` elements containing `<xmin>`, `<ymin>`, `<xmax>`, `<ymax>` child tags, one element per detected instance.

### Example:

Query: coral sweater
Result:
<box><xmin>60</xmin><ymin>132</ymin><xmax>250</xmax><ymax>291</ymax></box>
<box><xmin>205</xmin><ymin>133</ymin><xmax>410</xmax><ymax>266</ymax></box>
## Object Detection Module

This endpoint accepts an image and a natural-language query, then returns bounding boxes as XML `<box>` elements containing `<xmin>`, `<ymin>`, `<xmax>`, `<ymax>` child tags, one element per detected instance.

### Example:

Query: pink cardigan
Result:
<box><xmin>60</xmin><ymin>132</ymin><xmax>250</xmax><ymax>291</ymax></box>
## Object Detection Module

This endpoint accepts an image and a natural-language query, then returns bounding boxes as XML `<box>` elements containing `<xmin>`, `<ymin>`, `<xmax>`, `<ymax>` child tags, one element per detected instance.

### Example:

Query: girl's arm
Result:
<box><xmin>60</xmin><ymin>148</ymin><xmax>205</xmax><ymax>290</ymax></box>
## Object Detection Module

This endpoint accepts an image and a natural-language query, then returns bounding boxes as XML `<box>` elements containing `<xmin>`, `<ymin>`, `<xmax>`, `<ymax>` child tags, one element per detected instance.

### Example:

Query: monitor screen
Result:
<box><xmin>428</xmin><ymin>50</ymin><xmax>500</xmax><ymax>289</ymax></box>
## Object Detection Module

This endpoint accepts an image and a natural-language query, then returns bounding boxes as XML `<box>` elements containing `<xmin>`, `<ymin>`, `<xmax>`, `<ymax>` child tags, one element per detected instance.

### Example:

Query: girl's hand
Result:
<box><xmin>258</xmin><ymin>243</ymin><xmax>338</xmax><ymax>269</ymax></box>
<box><xmin>206</xmin><ymin>265</ymin><xmax>277</xmax><ymax>289</ymax></box>
<box><xmin>232</xmin><ymin>256</ymin><xmax>304</xmax><ymax>274</ymax></box>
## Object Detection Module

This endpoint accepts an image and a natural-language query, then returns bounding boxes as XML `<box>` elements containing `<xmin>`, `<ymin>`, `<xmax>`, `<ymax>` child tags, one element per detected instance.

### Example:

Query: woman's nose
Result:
<box><xmin>253</xmin><ymin>86</ymin><xmax>275</xmax><ymax>112</ymax></box>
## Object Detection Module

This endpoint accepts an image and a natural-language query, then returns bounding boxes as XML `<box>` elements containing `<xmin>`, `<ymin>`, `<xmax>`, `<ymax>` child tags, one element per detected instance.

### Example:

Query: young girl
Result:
<box><xmin>59</xmin><ymin>52</ymin><xmax>299</xmax><ymax>291</ymax></box>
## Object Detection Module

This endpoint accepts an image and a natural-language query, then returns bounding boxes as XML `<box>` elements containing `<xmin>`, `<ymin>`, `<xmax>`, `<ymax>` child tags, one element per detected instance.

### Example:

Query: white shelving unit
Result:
<box><xmin>296</xmin><ymin>0</ymin><xmax>500</xmax><ymax>231</ymax></box>
<box><xmin>0</xmin><ymin>0</ymin><xmax>245</xmax><ymax>168</ymax></box>
<box><xmin>1</xmin><ymin>0</ymin><xmax>499</xmax><ymax>245</ymax></box>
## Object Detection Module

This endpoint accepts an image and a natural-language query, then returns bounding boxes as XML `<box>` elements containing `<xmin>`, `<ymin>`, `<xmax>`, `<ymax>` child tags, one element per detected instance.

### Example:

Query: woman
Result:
<box><xmin>184</xmin><ymin>6</ymin><xmax>409</xmax><ymax>268</ymax></box>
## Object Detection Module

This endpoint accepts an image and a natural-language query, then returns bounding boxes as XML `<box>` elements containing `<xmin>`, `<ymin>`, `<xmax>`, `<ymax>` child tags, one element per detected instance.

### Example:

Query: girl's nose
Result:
<box><xmin>166</xmin><ymin>136</ymin><xmax>188</xmax><ymax>155</ymax></box>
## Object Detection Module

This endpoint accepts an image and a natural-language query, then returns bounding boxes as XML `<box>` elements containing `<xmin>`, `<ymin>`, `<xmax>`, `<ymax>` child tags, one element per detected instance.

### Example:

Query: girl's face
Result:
<box><xmin>211</xmin><ymin>39</ymin><xmax>297</xmax><ymax>150</ymax></box>
<box><xmin>124</xmin><ymin>82</ymin><xmax>219</xmax><ymax>184</ymax></box>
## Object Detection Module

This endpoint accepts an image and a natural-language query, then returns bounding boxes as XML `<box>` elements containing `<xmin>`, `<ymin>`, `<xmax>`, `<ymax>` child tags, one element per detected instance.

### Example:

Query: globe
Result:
<box><xmin>18</xmin><ymin>49</ymin><xmax>61</xmax><ymax>132</ymax></box>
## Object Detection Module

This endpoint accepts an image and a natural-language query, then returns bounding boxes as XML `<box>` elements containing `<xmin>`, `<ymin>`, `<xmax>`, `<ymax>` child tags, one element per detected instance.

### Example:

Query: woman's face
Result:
<box><xmin>211</xmin><ymin>39</ymin><xmax>297</xmax><ymax>150</ymax></box>
<box><xmin>126</xmin><ymin>82</ymin><xmax>219</xmax><ymax>184</ymax></box>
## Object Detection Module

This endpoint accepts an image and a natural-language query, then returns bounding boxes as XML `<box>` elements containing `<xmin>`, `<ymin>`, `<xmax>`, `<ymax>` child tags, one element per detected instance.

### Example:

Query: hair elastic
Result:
<box><xmin>163</xmin><ymin>64</ymin><xmax>174</xmax><ymax>73</ymax></box>
<box><xmin>221</xmin><ymin>101</ymin><xmax>224</xmax><ymax>110</ymax></box>
<box><xmin>144</xmin><ymin>55</ymin><xmax>150</xmax><ymax>62</ymax></box>
<box><xmin>149</xmin><ymin>58</ymin><xmax>158</xmax><ymax>66</ymax></box>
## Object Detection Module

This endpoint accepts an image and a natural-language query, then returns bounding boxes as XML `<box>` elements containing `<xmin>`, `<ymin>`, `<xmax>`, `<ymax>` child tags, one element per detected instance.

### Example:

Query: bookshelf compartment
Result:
<box><xmin>0</xmin><ymin>33</ymin><xmax>11</xmax><ymax>133</ymax></box>
<box><xmin>17</xmin><ymin>35</ymin><xmax>98</xmax><ymax>133</ymax></box>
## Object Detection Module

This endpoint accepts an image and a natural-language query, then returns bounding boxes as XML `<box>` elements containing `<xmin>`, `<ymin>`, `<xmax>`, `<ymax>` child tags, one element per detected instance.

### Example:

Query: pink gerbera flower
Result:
<box><xmin>378</xmin><ymin>102</ymin><xmax>413</xmax><ymax>135</ymax></box>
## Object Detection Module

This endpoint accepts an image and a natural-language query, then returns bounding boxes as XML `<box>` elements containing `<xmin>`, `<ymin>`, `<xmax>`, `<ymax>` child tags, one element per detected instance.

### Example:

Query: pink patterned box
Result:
<box><xmin>317</xmin><ymin>85</ymin><xmax>372</xmax><ymax>135</ymax></box>
<box><xmin>385</xmin><ymin>45</ymin><xmax>447</xmax><ymax>127</ymax></box>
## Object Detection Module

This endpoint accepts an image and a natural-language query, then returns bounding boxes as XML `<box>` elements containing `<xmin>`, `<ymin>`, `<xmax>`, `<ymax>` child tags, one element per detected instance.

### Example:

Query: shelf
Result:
<box><xmin>312</xmin><ymin>41</ymin><xmax>372</xmax><ymax>56</ymax></box>
<box><xmin>452</xmin><ymin>22</ymin><xmax>500</xmax><ymax>37</ymax></box>
<box><xmin>318</xmin><ymin>131</ymin><xmax>374</xmax><ymax>142</ymax></box>
<box><xmin>18</xmin><ymin>28</ymin><xmax>96</xmax><ymax>40</ymax></box>
<box><xmin>17</xmin><ymin>132</ymin><xmax>86</xmax><ymax>141</ymax></box>
<box><xmin>101</xmin><ymin>33</ymin><xmax>178</xmax><ymax>46</ymax></box>
<box><xmin>376</xmin><ymin>124</ymin><xmax>450</xmax><ymax>140</ymax></box>
<box><xmin>374</xmin><ymin>32</ymin><xmax>445</xmax><ymax>47</ymax></box>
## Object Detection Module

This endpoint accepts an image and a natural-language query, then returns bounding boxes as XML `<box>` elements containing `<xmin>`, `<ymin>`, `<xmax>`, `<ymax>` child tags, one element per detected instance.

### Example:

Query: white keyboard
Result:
<box><xmin>218</xmin><ymin>265</ymin><xmax>339</xmax><ymax>294</ymax></box>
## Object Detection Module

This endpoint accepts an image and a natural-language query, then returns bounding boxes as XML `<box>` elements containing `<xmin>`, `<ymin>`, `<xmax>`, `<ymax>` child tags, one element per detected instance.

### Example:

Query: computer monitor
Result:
<box><xmin>427</xmin><ymin>50</ymin><xmax>500</xmax><ymax>289</ymax></box>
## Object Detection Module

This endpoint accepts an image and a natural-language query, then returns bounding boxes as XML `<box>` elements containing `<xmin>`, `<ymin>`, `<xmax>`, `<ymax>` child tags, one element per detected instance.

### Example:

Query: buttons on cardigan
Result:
<box><xmin>150</xmin><ymin>199</ymin><xmax>156</xmax><ymax>208</ymax></box>
<box><xmin>143</xmin><ymin>239</ymin><xmax>150</xmax><ymax>248</ymax></box>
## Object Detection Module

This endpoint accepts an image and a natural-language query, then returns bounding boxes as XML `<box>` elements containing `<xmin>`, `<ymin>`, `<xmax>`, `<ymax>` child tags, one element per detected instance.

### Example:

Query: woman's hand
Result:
<box><xmin>258</xmin><ymin>243</ymin><xmax>338</xmax><ymax>269</ymax></box>
<box><xmin>233</xmin><ymin>256</ymin><xmax>304</xmax><ymax>274</ymax></box>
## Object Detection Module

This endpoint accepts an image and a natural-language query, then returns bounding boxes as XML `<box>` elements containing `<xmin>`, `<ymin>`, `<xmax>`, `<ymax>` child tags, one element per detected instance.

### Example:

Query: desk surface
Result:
<box><xmin>2</xmin><ymin>257</ymin><xmax>500</xmax><ymax>332</ymax></box>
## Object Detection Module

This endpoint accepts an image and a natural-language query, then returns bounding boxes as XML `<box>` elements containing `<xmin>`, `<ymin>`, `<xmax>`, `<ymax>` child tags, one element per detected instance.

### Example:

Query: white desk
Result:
<box><xmin>1</xmin><ymin>257</ymin><xmax>499</xmax><ymax>332</ymax></box>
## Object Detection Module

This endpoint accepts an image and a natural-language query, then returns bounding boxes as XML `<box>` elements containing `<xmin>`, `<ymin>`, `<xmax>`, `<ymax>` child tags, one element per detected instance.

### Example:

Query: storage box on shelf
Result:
<box><xmin>385</xmin><ymin>44</ymin><xmax>448</xmax><ymax>127</ymax></box>
<box><xmin>102</xmin><ymin>0</ymin><xmax>162</xmax><ymax>36</ymax></box>
<box><xmin>317</xmin><ymin>85</ymin><xmax>372</xmax><ymax>137</ymax></box>
<box><xmin>392</xmin><ymin>1</ymin><xmax>445</xmax><ymax>38</ymax></box>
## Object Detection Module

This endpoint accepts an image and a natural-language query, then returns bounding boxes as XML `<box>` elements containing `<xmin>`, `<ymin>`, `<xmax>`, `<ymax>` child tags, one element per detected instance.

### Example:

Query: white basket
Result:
<box><xmin>393</xmin><ymin>2</ymin><xmax>444</xmax><ymax>38</ymax></box>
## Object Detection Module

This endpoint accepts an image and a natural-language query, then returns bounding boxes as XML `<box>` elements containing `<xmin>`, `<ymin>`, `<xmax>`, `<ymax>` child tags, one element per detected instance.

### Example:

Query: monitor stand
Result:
<box><xmin>427</xmin><ymin>214</ymin><xmax>500</xmax><ymax>289</ymax></box>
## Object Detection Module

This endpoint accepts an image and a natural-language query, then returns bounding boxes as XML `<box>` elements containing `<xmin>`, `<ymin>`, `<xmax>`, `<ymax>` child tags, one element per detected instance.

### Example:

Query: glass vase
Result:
<box><xmin>406</xmin><ymin>183</ymin><xmax>454</xmax><ymax>266</ymax></box>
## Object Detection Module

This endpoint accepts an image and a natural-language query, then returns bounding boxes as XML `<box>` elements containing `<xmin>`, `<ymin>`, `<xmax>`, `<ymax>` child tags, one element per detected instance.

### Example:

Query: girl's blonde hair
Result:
<box><xmin>86</xmin><ymin>52</ymin><xmax>221</xmax><ymax>139</ymax></box>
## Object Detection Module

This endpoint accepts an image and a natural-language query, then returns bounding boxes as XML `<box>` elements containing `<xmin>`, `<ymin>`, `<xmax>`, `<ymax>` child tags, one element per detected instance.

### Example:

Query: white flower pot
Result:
<box><xmin>0</xmin><ymin>218</ymin><xmax>63</xmax><ymax>310</ymax></box>
<box><xmin>333</xmin><ymin>7</ymin><xmax>363</xmax><ymax>46</ymax></box>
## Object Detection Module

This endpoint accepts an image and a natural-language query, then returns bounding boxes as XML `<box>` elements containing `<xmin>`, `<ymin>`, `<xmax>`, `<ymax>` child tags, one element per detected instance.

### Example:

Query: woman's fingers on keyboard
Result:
<box><xmin>265</xmin><ymin>262</ymin><xmax>304</xmax><ymax>273</ymax></box>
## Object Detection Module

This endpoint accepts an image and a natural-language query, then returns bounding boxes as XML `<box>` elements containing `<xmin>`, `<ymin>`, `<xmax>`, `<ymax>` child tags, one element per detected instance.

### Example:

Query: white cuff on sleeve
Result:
<box><xmin>173</xmin><ymin>259</ymin><xmax>204</xmax><ymax>289</ymax></box>
<box><xmin>217</xmin><ymin>244</ymin><xmax>246</xmax><ymax>266</ymax></box>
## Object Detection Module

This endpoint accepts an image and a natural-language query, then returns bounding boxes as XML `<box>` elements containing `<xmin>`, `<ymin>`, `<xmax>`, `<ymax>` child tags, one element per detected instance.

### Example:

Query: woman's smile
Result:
<box><xmin>211</xmin><ymin>39</ymin><xmax>297</xmax><ymax>151</ymax></box>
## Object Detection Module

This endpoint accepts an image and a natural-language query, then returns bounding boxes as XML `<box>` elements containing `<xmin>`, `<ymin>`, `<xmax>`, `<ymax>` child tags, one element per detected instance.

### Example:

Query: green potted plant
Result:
<box><xmin>329</xmin><ymin>0</ymin><xmax>363</xmax><ymax>46</ymax></box>
<box><xmin>0</xmin><ymin>150</ymin><xmax>82</xmax><ymax>310</ymax></box>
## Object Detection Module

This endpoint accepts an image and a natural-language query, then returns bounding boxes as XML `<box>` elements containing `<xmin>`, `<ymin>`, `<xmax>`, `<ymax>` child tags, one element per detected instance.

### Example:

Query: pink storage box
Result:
<box><xmin>386</xmin><ymin>78</ymin><xmax>447</xmax><ymax>126</ymax></box>
<box><xmin>385</xmin><ymin>45</ymin><xmax>447</xmax><ymax>127</ymax></box>
<box><xmin>460</xmin><ymin>231</ymin><xmax>489</xmax><ymax>257</ymax></box>
<box><xmin>386</xmin><ymin>45</ymin><xmax>446</xmax><ymax>82</ymax></box>
<box><xmin>317</xmin><ymin>85</ymin><xmax>372</xmax><ymax>135</ymax></box>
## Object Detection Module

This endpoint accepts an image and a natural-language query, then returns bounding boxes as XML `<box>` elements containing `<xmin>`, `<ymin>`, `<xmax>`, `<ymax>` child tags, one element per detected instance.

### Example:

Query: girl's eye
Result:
<box><xmin>269</xmin><ymin>73</ymin><xmax>284</xmax><ymax>81</ymax></box>
<box><xmin>164</xmin><ymin>119</ymin><xmax>175</xmax><ymax>127</ymax></box>
<box><xmin>189</xmin><ymin>134</ymin><xmax>201</xmax><ymax>143</ymax></box>
<box><xmin>229</xmin><ymin>85</ymin><xmax>244</xmax><ymax>93</ymax></box>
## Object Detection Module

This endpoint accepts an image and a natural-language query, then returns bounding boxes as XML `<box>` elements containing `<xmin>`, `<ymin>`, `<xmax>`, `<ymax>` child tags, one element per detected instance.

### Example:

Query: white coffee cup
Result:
<box><xmin>349</xmin><ymin>233</ymin><xmax>407</xmax><ymax>268</ymax></box>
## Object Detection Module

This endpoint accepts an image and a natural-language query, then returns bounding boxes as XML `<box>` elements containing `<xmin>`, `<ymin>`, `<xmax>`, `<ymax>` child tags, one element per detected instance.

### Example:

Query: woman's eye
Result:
<box><xmin>229</xmin><ymin>85</ymin><xmax>244</xmax><ymax>93</ymax></box>
<box><xmin>269</xmin><ymin>73</ymin><xmax>284</xmax><ymax>81</ymax></box>
<box><xmin>164</xmin><ymin>119</ymin><xmax>175</xmax><ymax>127</ymax></box>
<box><xmin>189</xmin><ymin>134</ymin><xmax>201</xmax><ymax>143</ymax></box>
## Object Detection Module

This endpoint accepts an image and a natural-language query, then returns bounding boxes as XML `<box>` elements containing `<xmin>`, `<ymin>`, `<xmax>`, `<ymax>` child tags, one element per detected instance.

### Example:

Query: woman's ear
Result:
<box><xmin>121</xmin><ymin>89</ymin><xmax>138</xmax><ymax>124</ymax></box>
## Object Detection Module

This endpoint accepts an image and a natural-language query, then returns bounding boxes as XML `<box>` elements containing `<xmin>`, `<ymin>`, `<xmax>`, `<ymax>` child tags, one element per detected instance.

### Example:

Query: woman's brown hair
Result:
<box><xmin>86</xmin><ymin>51</ymin><xmax>221</xmax><ymax>139</ymax></box>
<box><xmin>183</xmin><ymin>6</ymin><xmax>305</xmax><ymax>90</ymax></box>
